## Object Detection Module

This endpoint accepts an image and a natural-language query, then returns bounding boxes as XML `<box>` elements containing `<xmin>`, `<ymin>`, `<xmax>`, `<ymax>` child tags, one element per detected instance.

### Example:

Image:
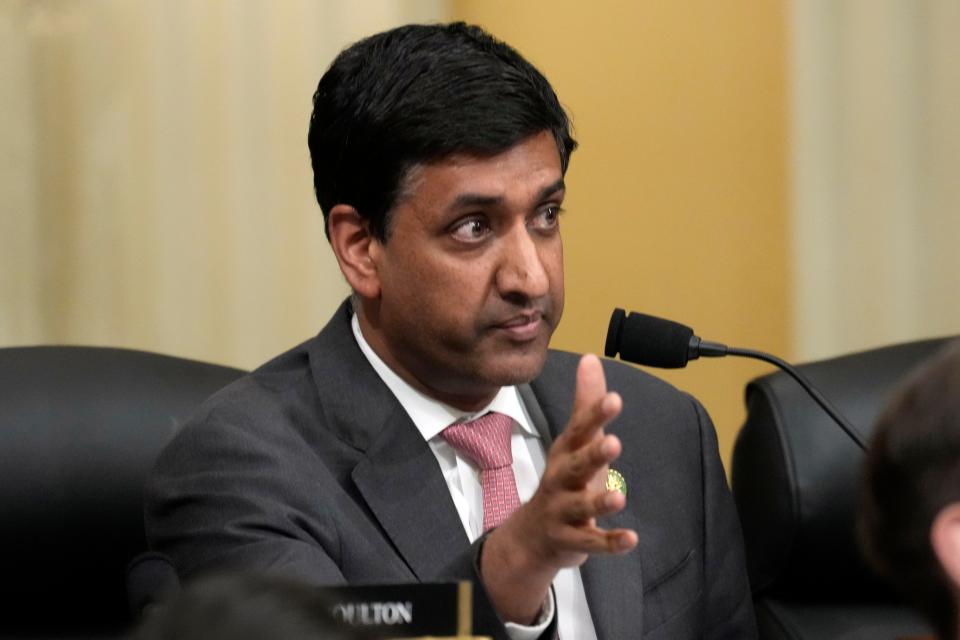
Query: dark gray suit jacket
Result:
<box><xmin>145</xmin><ymin>301</ymin><xmax>756</xmax><ymax>639</ymax></box>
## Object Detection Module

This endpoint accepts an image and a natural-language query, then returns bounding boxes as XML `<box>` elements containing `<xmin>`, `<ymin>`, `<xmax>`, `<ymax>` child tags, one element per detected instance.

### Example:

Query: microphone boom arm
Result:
<box><xmin>606</xmin><ymin>308</ymin><xmax>868</xmax><ymax>452</ymax></box>
<box><xmin>694</xmin><ymin>339</ymin><xmax>867</xmax><ymax>451</ymax></box>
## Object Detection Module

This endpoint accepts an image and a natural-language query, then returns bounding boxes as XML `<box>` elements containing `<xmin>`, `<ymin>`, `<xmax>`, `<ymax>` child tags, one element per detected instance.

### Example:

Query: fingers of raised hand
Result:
<box><xmin>573</xmin><ymin>354</ymin><xmax>608</xmax><ymax>411</ymax></box>
<box><xmin>549</xmin><ymin>486</ymin><xmax>624</xmax><ymax>525</ymax></box>
<box><xmin>574</xmin><ymin>488</ymin><xmax>628</xmax><ymax>523</ymax></box>
<box><xmin>563</xmin><ymin>391</ymin><xmax>622</xmax><ymax>451</ymax></box>
<box><xmin>601</xmin><ymin>528</ymin><xmax>638</xmax><ymax>554</ymax></box>
<box><xmin>546</xmin><ymin>523</ymin><xmax>638</xmax><ymax>556</ymax></box>
<box><xmin>558</xmin><ymin>434</ymin><xmax>622</xmax><ymax>489</ymax></box>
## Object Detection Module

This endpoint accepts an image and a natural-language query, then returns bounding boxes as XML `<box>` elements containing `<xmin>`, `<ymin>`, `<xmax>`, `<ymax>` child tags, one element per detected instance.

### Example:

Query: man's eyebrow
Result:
<box><xmin>449</xmin><ymin>178</ymin><xmax>566</xmax><ymax>211</ymax></box>
<box><xmin>537</xmin><ymin>178</ymin><xmax>566</xmax><ymax>201</ymax></box>
<box><xmin>450</xmin><ymin>192</ymin><xmax>503</xmax><ymax>210</ymax></box>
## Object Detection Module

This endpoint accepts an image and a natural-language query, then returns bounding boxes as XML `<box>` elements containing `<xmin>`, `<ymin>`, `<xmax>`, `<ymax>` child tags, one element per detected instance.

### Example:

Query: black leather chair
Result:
<box><xmin>731</xmin><ymin>337</ymin><xmax>954</xmax><ymax>640</ymax></box>
<box><xmin>0</xmin><ymin>346</ymin><xmax>244</xmax><ymax>638</ymax></box>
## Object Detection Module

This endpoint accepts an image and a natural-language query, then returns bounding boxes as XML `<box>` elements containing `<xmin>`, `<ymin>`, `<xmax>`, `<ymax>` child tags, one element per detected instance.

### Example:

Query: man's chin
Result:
<box><xmin>484</xmin><ymin>349</ymin><xmax>549</xmax><ymax>386</ymax></box>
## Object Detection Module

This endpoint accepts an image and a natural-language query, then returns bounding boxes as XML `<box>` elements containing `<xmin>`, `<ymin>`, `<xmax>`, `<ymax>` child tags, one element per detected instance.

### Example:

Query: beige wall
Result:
<box><xmin>0</xmin><ymin>1</ymin><xmax>446</xmax><ymax>369</ymax></box>
<box><xmin>453</xmin><ymin>2</ymin><xmax>790</xmax><ymax>464</ymax></box>
<box><xmin>790</xmin><ymin>1</ymin><xmax>960</xmax><ymax>361</ymax></box>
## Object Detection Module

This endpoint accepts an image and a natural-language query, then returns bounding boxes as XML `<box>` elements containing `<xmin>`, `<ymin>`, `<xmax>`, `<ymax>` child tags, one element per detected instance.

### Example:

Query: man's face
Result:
<box><xmin>362</xmin><ymin>130</ymin><xmax>565</xmax><ymax>409</ymax></box>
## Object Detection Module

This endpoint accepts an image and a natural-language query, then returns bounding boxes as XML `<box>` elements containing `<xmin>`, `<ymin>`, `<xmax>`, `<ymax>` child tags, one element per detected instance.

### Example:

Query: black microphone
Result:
<box><xmin>604</xmin><ymin>308</ymin><xmax>867</xmax><ymax>451</ymax></box>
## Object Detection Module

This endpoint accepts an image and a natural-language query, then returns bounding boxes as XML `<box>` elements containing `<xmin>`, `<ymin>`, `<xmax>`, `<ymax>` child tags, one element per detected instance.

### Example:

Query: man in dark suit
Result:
<box><xmin>146</xmin><ymin>23</ymin><xmax>756</xmax><ymax>639</ymax></box>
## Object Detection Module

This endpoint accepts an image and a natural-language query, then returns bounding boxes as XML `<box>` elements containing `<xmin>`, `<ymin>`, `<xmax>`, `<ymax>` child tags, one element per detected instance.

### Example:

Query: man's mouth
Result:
<box><xmin>493</xmin><ymin>312</ymin><xmax>544</xmax><ymax>341</ymax></box>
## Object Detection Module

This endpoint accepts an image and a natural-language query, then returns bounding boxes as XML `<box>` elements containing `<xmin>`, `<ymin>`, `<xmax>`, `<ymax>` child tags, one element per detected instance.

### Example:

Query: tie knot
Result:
<box><xmin>441</xmin><ymin>412</ymin><xmax>514</xmax><ymax>471</ymax></box>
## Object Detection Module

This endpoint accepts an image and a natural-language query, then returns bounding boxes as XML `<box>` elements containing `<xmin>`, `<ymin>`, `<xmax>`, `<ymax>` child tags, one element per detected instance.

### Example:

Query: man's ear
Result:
<box><xmin>327</xmin><ymin>204</ymin><xmax>381</xmax><ymax>299</ymax></box>
<box><xmin>931</xmin><ymin>502</ymin><xmax>960</xmax><ymax>589</ymax></box>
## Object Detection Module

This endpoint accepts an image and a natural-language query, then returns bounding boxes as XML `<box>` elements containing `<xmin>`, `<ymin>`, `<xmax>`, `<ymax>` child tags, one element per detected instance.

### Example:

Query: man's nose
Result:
<box><xmin>496</xmin><ymin>226</ymin><xmax>550</xmax><ymax>301</ymax></box>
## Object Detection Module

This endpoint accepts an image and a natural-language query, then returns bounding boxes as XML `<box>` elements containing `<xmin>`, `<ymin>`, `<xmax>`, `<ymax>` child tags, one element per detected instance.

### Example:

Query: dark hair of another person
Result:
<box><xmin>861</xmin><ymin>340</ymin><xmax>960</xmax><ymax>640</ymax></box>
<box><xmin>308</xmin><ymin>22</ymin><xmax>577</xmax><ymax>241</ymax></box>
<box><xmin>132</xmin><ymin>573</ymin><xmax>374</xmax><ymax>640</ymax></box>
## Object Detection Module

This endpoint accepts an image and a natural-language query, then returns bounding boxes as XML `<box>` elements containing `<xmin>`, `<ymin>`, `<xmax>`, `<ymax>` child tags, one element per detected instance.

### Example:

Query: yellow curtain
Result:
<box><xmin>790</xmin><ymin>0</ymin><xmax>960</xmax><ymax>360</ymax></box>
<box><xmin>0</xmin><ymin>0</ymin><xmax>445</xmax><ymax>368</ymax></box>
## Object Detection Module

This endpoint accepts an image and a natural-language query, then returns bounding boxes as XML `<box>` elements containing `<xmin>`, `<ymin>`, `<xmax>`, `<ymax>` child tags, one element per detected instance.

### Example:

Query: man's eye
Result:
<box><xmin>451</xmin><ymin>218</ymin><xmax>490</xmax><ymax>242</ymax></box>
<box><xmin>532</xmin><ymin>206</ymin><xmax>562</xmax><ymax>230</ymax></box>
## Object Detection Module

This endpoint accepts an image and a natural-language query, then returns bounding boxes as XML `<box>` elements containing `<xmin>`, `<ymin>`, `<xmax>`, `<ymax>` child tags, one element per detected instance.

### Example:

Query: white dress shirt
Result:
<box><xmin>352</xmin><ymin>314</ymin><xmax>598</xmax><ymax>640</ymax></box>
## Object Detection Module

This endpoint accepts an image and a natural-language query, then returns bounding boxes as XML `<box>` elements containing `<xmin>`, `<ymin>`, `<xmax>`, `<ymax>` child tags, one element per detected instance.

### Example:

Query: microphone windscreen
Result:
<box><xmin>606</xmin><ymin>309</ymin><xmax>694</xmax><ymax>368</ymax></box>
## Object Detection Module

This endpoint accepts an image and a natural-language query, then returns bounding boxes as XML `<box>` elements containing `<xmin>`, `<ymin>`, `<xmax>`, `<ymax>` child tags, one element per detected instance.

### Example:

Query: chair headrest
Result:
<box><xmin>0</xmin><ymin>346</ymin><xmax>244</xmax><ymax>633</ymax></box>
<box><xmin>731</xmin><ymin>337</ymin><xmax>953</xmax><ymax>599</ymax></box>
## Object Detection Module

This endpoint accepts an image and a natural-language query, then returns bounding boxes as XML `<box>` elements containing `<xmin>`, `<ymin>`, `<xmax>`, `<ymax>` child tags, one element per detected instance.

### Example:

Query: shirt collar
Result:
<box><xmin>351</xmin><ymin>313</ymin><xmax>537</xmax><ymax>442</ymax></box>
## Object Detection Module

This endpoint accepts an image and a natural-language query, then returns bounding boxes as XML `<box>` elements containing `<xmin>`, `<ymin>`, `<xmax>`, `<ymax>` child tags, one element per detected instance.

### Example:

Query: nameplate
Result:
<box><xmin>318</xmin><ymin>581</ymin><xmax>473</xmax><ymax>638</ymax></box>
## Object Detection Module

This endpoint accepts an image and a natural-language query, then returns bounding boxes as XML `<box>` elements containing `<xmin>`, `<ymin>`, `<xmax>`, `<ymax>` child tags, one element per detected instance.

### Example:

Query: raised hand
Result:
<box><xmin>480</xmin><ymin>354</ymin><xmax>638</xmax><ymax>624</ymax></box>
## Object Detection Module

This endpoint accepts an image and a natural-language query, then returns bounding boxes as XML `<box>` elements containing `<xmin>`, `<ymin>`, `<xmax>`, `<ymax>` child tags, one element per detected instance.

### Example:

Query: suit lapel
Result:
<box><xmin>351</xmin><ymin>410</ymin><xmax>473</xmax><ymax>581</ymax></box>
<box><xmin>518</xmin><ymin>383</ymin><xmax>554</xmax><ymax>448</ymax></box>
<box><xmin>528</xmin><ymin>356</ymin><xmax>646</xmax><ymax>639</ymax></box>
<box><xmin>308</xmin><ymin>301</ymin><xmax>471</xmax><ymax>581</ymax></box>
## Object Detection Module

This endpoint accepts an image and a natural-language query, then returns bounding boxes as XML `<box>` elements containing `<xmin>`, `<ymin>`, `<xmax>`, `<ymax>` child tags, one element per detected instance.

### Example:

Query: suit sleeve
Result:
<box><xmin>690</xmin><ymin>396</ymin><xmax>759</xmax><ymax>639</ymax></box>
<box><xmin>146</xmin><ymin>413</ymin><xmax>550</xmax><ymax>640</ymax></box>
<box><xmin>145</xmin><ymin>414</ymin><xmax>351</xmax><ymax>585</ymax></box>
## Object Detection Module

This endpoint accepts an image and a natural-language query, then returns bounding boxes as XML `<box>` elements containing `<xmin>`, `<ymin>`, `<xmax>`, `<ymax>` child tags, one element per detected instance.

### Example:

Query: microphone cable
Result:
<box><xmin>605</xmin><ymin>307</ymin><xmax>867</xmax><ymax>451</ymax></box>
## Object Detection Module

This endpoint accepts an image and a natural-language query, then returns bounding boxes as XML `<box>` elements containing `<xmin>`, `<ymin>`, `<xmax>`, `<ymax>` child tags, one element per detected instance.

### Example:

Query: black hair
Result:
<box><xmin>860</xmin><ymin>340</ymin><xmax>960</xmax><ymax>640</ymax></box>
<box><xmin>308</xmin><ymin>22</ymin><xmax>576</xmax><ymax>241</ymax></box>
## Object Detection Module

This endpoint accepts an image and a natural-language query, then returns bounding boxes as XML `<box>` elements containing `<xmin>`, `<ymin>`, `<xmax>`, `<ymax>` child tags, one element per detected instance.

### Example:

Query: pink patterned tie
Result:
<box><xmin>442</xmin><ymin>412</ymin><xmax>521</xmax><ymax>532</ymax></box>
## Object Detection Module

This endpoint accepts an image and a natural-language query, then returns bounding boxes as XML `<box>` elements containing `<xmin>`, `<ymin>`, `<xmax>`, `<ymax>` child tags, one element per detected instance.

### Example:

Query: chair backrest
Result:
<box><xmin>0</xmin><ymin>346</ymin><xmax>245</xmax><ymax>636</ymax></box>
<box><xmin>731</xmin><ymin>337</ymin><xmax>952</xmax><ymax>638</ymax></box>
